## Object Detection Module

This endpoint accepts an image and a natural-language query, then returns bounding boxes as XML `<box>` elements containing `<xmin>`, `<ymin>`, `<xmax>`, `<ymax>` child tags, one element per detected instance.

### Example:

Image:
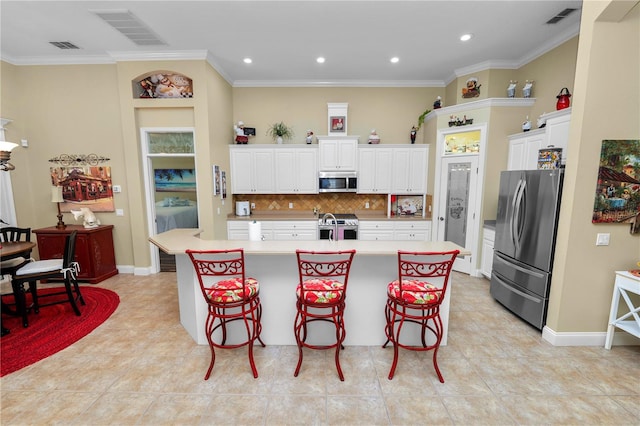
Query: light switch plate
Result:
<box><xmin>596</xmin><ymin>233</ymin><xmax>610</xmax><ymax>246</ymax></box>
<box><xmin>112</xmin><ymin>185</ymin><xmax>122</xmax><ymax>193</ymax></box>
<box><xmin>116</xmin><ymin>209</ymin><xmax>124</xmax><ymax>216</ymax></box>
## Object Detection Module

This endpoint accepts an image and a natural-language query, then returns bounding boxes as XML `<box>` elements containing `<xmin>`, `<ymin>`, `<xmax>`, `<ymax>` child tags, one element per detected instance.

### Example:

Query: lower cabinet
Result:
<box><xmin>33</xmin><ymin>225</ymin><xmax>118</xmax><ymax>284</ymax></box>
<box><xmin>358</xmin><ymin>221</ymin><xmax>394</xmax><ymax>241</ymax></box>
<box><xmin>227</xmin><ymin>220</ymin><xmax>317</xmax><ymax>241</ymax></box>
<box><xmin>359</xmin><ymin>220</ymin><xmax>431</xmax><ymax>241</ymax></box>
<box><xmin>481</xmin><ymin>227</ymin><xmax>495</xmax><ymax>279</ymax></box>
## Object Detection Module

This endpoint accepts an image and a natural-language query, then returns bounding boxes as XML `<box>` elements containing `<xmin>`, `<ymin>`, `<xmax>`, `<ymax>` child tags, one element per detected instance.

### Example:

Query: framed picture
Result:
<box><xmin>390</xmin><ymin>195</ymin><xmax>424</xmax><ymax>217</ymax></box>
<box><xmin>592</xmin><ymin>139</ymin><xmax>640</xmax><ymax>224</ymax></box>
<box><xmin>154</xmin><ymin>169</ymin><xmax>196</xmax><ymax>192</ymax></box>
<box><xmin>330</xmin><ymin>116</ymin><xmax>346</xmax><ymax>133</ymax></box>
<box><xmin>243</xmin><ymin>127</ymin><xmax>256</xmax><ymax>136</ymax></box>
<box><xmin>50</xmin><ymin>166</ymin><xmax>115</xmax><ymax>212</ymax></box>
<box><xmin>221</xmin><ymin>171</ymin><xmax>227</xmax><ymax>200</ymax></box>
<box><xmin>212</xmin><ymin>165</ymin><xmax>220</xmax><ymax>196</ymax></box>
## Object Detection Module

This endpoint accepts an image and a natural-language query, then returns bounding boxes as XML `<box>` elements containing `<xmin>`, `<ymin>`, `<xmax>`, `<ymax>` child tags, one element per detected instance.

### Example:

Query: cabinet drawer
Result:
<box><xmin>359</xmin><ymin>221</ymin><xmax>394</xmax><ymax>231</ymax></box>
<box><xmin>394</xmin><ymin>221</ymin><xmax>430</xmax><ymax>231</ymax></box>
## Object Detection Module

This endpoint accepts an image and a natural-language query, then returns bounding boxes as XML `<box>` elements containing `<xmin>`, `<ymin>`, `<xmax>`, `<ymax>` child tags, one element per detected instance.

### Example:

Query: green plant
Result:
<box><xmin>416</xmin><ymin>108</ymin><xmax>431</xmax><ymax>131</ymax></box>
<box><xmin>266</xmin><ymin>122</ymin><xmax>294</xmax><ymax>140</ymax></box>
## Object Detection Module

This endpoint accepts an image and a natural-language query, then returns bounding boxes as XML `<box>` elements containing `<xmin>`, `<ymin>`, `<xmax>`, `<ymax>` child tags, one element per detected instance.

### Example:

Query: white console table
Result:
<box><xmin>604</xmin><ymin>270</ymin><xmax>640</xmax><ymax>349</ymax></box>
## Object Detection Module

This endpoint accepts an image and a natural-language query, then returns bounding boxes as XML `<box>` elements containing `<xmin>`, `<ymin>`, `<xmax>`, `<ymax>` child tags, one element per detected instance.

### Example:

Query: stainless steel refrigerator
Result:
<box><xmin>490</xmin><ymin>169</ymin><xmax>564</xmax><ymax>330</ymax></box>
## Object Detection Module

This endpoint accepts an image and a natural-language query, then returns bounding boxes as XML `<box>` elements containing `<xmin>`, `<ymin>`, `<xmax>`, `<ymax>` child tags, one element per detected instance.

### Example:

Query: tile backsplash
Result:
<box><xmin>232</xmin><ymin>193</ymin><xmax>387</xmax><ymax>214</ymax></box>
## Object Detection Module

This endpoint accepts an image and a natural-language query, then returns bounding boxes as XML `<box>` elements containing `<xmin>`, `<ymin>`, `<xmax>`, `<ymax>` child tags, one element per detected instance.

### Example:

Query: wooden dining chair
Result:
<box><xmin>12</xmin><ymin>231</ymin><xmax>84</xmax><ymax>327</ymax></box>
<box><xmin>0</xmin><ymin>227</ymin><xmax>32</xmax><ymax>277</ymax></box>
<box><xmin>383</xmin><ymin>250</ymin><xmax>459</xmax><ymax>383</ymax></box>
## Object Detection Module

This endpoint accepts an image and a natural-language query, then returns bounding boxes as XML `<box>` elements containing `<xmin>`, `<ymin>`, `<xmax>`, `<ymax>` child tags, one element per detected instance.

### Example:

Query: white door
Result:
<box><xmin>435</xmin><ymin>156</ymin><xmax>479</xmax><ymax>274</ymax></box>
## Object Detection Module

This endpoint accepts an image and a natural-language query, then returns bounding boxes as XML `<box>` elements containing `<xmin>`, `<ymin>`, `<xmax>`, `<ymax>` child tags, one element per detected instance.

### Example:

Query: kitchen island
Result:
<box><xmin>150</xmin><ymin>229</ymin><xmax>468</xmax><ymax>346</ymax></box>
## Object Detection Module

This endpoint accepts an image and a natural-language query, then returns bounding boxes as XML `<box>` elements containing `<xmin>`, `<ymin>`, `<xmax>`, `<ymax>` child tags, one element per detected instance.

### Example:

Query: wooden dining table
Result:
<box><xmin>1</xmin><ymin>241</ymin><xmax>36</xmax><ymax>333</ymax></box>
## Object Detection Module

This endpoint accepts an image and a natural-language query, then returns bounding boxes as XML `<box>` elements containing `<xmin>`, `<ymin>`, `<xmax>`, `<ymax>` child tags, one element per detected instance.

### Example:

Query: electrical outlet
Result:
<box><xmin>112</xmin><ymin>185</ymin><xmax>122</xmax><ymax>193</ymax></box>
<box><xmin>116</xmin><ymin>209</ymin><xmax>124</xmax><ymax>216</ymax></box>
<box><xmin>251</xmin><ymin>202</ymin><xmax>255</xmax><ymax>210</ymax></box>
<box><xmin>596</xmin><ymin>233</ymin><xmax>610</xmax><ymax>246</ymax></box>
<box><xmin>289</xmin><ymin>202</ymin><xmax>294</xmax><ymax>209</ymax></box>
<box><xmin>365</xmin><ymin>202</ymin><xmax>370</xmax><ymax>209</ymax></box>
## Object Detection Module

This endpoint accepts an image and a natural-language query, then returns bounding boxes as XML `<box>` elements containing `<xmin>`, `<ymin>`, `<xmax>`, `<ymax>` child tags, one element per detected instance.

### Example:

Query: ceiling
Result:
<box><xmin>0</xmin><ymin>1</ymin><xmax>583</xmax><ymax>87</ymax></box>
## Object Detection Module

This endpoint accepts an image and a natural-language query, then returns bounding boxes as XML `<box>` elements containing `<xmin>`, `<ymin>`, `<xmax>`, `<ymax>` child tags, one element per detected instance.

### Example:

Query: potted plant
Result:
<box><xmin>267</xmin><ymin>121</ymin><xmax>294</xmax><ymax>144</ymax></box>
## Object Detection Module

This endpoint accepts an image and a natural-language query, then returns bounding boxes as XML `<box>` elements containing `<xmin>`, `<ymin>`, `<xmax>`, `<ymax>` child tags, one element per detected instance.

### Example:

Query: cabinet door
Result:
<box><xmin>295</xmin><ymin>149</ymin><xmax>318</xmax><ymax>193</ymax></box>
<box><xmin>507</xmin><ymin>138</ymin><xmax>526</xmax><ymax>171</ymax></box>
<box><xmin>252</xmin><ymin>150</ymin><xmax>275</xmax><ymax>193</ymax></box>
<box><xmin>391</xmin><ymin>147</ymin><xmax>427</xmax><ymax>193</ymax></box>
<box><xmin>230</xmin><ymin>148</ymin><xmax>275</xmax><ymax>194</ymax></box>
<box><xmin>523</xmin><ymin>133</ymin><xmax>545</xmax><ymax>170</ymax></box>
<box><xmin>358</xmin><ymin>148</ymin><xmax>392</xmax><ymax>193</ymax></box>
<box><xmin>319</xmin><ymin>139</ymin><xmax>357</xmax><ymax>171</ymax></box>
<box><xmin>545</xmin><ymin>114</ymin><xmax>570</xmax><ymax>165</ymax></box>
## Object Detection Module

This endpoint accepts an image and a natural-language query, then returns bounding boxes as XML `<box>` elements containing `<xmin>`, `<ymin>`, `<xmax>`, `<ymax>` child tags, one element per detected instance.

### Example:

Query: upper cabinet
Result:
<box><xmin>391</xmin><ymin>145</ymin><xmax>428</xmax><ymax>194</ymax></box>
<box><xmin>507</xmin><ymin>109</ymin><xmax>571</xmax><ymax>170</ymax></box>
<box><xmin>357</xmin><ymin>146</ymin><xmax>392</xmax><ymax>194</ymax></box>
<box><xmin>274</xmin><ymin>147</ymin><xmax>318</xmax><ymax>193</ymax></box>
<box><xmin>507</xmin><ymin>129</ymin><xmax>545</xmax><ymax>170</ymax></box>
<box><xmin>317</xmin><ymin>137</ymin><xmax>358</xmax><ymax>171</ymax></box>
<box><xmin>229</xmin><ymin>146</ymin><xmax>275</xmax><ymax>194</ymax></box>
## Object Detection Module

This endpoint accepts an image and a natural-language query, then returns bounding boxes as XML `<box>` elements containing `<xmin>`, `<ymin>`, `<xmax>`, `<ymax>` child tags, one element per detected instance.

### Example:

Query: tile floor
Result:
<box><xmin>1</xmin><ymin>271</ymin><xmax>638</xmax><ymax>425</ymax></box>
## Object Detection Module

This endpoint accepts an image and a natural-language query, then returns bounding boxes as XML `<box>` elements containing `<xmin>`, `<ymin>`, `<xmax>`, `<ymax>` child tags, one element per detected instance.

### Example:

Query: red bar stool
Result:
<box><xmin>186</xmin><ymin>249</ymin><xmax>264</xmax><ymax>380</ymax></box>
<box><xmin>294</xmin><ymin>249</ymin><xmax>356</xmax><ymax>381</ymax></box>
<box><xmin>383</xmin><ymin>250</ymin><xmax>459</xmax><ymax>382</ymax></box>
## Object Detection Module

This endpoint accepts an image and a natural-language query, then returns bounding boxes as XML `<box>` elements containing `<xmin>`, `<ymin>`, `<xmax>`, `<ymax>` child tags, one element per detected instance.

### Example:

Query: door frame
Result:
<box><xmin>140</xmin><ymin>127</ymin><xmax>197</xmax><ymax>273</ymax></box>
<box><xmin>433</xmin><ymin>123</ymin><xmax>487</xmax><ymax>275</ymax></box>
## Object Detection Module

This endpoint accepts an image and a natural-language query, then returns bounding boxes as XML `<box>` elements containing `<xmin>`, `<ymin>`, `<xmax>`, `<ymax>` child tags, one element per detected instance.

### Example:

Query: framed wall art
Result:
<box><xmin>50</xmin><ymin>166</ymin><xmax>115</xmax><ymax>212</ymax></box>
<box><xmin>328</xmin><ymin>102</ymin><xmax>348</xmax><ymax>135</ymax></box>
<box><xmin>592</xmin><ymin>139</ymin><xmax>639</xmax><ymax>224</ymax></box>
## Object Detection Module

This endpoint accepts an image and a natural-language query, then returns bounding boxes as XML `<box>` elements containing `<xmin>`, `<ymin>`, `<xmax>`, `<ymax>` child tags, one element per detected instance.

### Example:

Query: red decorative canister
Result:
<box><xmin>556</xmin><ymin>88</ymin><xmax>572</xmax><ymax>110</ymax></box>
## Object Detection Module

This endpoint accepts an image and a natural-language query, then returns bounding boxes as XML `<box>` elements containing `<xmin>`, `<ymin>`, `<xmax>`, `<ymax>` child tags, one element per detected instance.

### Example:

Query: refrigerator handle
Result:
<box><xmin>513</xmin><ymin>178</ymin><xmax>526</xmax><ymax>252</ymax></box>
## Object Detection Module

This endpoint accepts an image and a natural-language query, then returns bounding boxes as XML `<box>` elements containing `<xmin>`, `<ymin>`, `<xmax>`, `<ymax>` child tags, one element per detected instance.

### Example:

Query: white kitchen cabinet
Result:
<box><xmin>544</xmin><ymin>108</ymin><xmax>571</xmax><ymax>166</ymax></box>
<box><xmin>358</xmin><ymin>221</ymin><xmax>394</xmax><ymax>241</ymax></box>
<box><xmin>507</xmin><ymin>129</ymin><xmax>545</xmax><ymax>170</ymax></box>
<box><xmin>271</xmin><ymin>221</ymin><xmax>317</xmax><ymax>240</ymax></box>
<box><xmin>318</xmin><ymin>138</ymin><xmax>358</xmax><ymax>171</ymax></box>
<box><xmin>480</xmin><ymin>227</ymin><xmax>495</xmax><ymax>279</ymax></box>
<box><xmin>227</xmin><ymin>220</ymin><xmax>274</xmax><ymax>240</ymax></box>
<box><xmin>394</xmin><ymin>221</ymin><xmax>431</xmax><ymax>241</ymax></box>
<box><xmin>274</xmin><ymin>146</ymin><xmax>318</xmax><ymax>193</ymax></box>
<box><xmin>391</xmin><ymin>145</ymin><xmax>428</xmax><ymax>194</ymax></box>
<box><xmin>229</xmin><ymin>147</ymin><xmax>275</xmax><ymax>194</ymax></box>
<box><xmin>357</xmin><ymin>146</ymin><xmax>392</xmax><ymax>194</ymax></box>
<box><xmin>507</xmin><ymin>109</ymin><xmax>571</xmax><ymax>170</ymax></box>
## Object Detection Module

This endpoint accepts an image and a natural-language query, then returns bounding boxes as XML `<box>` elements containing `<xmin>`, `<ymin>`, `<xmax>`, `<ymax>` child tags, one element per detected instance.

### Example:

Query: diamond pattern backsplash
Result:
<box><xmin>232</xmin><ymin>193</ymin><xmax>387</xmax><ymax>214</ymax></box>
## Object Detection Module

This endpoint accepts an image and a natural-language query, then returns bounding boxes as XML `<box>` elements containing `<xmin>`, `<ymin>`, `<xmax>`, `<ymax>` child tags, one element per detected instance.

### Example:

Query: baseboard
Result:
<box><xmin>542</xmin><ymin>325</ymin><xmax>640</xmax><ymax>347</ymax></box>
<box><xmin>115</xmin><ymin>265</ymin><xmax>153</xmax><ymax>276</ymax></box>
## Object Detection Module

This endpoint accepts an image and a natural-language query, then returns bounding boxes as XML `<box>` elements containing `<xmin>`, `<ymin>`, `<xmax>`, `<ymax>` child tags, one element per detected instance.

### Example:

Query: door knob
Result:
<box><xmin>439</xmin><ymin>217</ymin><xmax>444</xmax><ymax>221</ymax></box>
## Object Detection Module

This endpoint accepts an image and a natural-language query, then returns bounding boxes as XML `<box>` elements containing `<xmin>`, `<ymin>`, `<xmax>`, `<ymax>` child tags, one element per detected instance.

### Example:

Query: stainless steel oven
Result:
<box><xmin>318</xmin><ymin>214</ymin><xmax>359</xmax><ymax>240</ymax></box>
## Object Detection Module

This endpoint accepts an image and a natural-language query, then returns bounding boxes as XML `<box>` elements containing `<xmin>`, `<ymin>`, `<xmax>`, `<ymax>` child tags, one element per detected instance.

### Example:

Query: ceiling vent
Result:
<box><xmin>546</xmin><ymin>8</ymin><xmax>578</xmax><ymax>24</ymax></box>
<box><xmin>92</xmin><ymin>9</ymin><xmax>167</xmax><ymax>46</ymax></box>
<box><xmin>49</xmin><ymin>41</ymin><xmax>80</xmax><ymax>50</ymax></box>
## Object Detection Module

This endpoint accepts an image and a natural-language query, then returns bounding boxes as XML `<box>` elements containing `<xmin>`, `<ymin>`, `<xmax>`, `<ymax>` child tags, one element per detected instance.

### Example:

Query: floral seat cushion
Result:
<box><xmin>296</xmin><ymin>278</ymin><xmax>344</xmax><ymax>304</ymax></box>
<box><xmin>205</xmin><ymin>277</ymin><xmax>259</xmax><ymax>303</ymax></box>
<box><xmin>387</xmin><ymin>279</ymin><xmax>442</xmax><ymax>305</ymax></box>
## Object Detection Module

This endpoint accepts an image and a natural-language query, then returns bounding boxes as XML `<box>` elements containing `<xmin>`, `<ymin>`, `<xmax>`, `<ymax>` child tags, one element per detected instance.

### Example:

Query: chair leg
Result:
<box><xmin>11</xmin><ymin>280</ymin><xmax>29</xmax><ymax>328</ymax></box>
<box><xmin>204</xmin><ymin>313</ymin><xmax>216</xmax><ymax>380</ymax></box>
<box><xmin>431</xmin><ymin>314</ymin><xmax>445</xmax><ymax>383</ymax></box>
<box><xmin>293</xmin><ymin>308</ymin><xmax>304</xmax><ymax>377</ymax></box>
<box><xmin>64</xmin><ymin>278</ymin><xmax>82</xmax><ymax>316</ymax></box>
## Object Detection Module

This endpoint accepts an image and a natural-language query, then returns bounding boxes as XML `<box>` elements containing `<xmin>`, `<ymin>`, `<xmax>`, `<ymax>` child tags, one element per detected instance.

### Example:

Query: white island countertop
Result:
<box><xmin>149</xmin><ymin>228</ymin><xmax>469</xmax><ymax>346</ymax></box>
<box><xmin>150</xmin><ymin>228</ymin><xmax>469</xmax><ymax>256</ymax></box>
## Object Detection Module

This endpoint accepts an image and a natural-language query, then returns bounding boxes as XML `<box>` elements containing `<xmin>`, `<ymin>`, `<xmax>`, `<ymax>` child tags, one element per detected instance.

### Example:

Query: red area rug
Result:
<box><xmin>1</xmin><ymin>286</ymin><xmax>119</xmax><ymax>377</ymax></box>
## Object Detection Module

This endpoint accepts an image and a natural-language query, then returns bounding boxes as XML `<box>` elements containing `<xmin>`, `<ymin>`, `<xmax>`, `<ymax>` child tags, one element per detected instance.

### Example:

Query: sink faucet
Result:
<box><xmin>322</xmin><ymin>213</ymin><xmax>338</xmax><ymax>242</ymax></box>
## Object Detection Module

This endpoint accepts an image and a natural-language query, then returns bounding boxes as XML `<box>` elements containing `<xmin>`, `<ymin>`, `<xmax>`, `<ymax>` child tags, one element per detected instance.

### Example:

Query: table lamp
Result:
<box><xmin>51</xmin><ymin>186</ymin><xmax>66</xmax><ymax>229</ymax></box>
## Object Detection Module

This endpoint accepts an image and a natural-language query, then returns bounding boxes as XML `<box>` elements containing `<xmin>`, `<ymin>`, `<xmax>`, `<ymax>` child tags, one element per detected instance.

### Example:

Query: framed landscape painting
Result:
<box><xmin>154</xmin><ymin>169</ymin><xmax>197</xmax><ymax>192</ymax></box>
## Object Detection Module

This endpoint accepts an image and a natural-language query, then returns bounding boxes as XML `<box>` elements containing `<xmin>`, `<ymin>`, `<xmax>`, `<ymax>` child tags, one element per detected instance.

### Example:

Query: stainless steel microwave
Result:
<box><xmin>318</xmin><ymin>171</ymin><xmax>357</xmax><ymax>193</ymax></box>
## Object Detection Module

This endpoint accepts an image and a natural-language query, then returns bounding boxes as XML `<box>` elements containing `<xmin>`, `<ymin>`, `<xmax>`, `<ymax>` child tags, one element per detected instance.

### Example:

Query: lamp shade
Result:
<box><xmin>51</xmin><ymin>186</ymin><xmax>64</xmax><ymax>203</ymax></box>
<box><xmin>0</xmin><ymin>141</ymin><xmax>19</xmax><ymax>152</ymax></box>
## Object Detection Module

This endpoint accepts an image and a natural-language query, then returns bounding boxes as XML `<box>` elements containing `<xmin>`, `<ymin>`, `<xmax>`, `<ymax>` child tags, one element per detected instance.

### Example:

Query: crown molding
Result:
<box><xmin>108</xmin><ymin>50</ymin><xmax>208</xmax><ymax>62</ymax></box>
<box><xmin>231</xmin><ymin>79</ymin><xmax>446</xmax><ymax>88</ymax></box>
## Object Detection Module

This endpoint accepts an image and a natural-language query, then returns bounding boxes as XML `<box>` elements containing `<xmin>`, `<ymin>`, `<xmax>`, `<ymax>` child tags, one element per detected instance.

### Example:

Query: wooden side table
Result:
<box><xmin>604</xmin><ymin>270</ymin><xmax>640</xmax><ymax>349</ymax></box>
<box><xmin>33</xmin><ymin>225</ymin><xmax>118</xmax><ymax>284</ymax></box>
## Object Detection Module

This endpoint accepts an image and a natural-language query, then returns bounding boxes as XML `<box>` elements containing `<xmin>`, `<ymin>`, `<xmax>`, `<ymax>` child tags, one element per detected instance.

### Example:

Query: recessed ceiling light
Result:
<box><xmin>243</xmin><ymin>58</ymin><xmax>252</xmax><ymax>64</ymax></box>
<box><xmin>460</xmin><ymin>34</ymin><xmax>473</xmax><ymax>42</ymax></box>
<box><xmin>316</xmin><ymin>57</ymin><xmax>325</xmax><ymax>64</ymax></box>
<box><xmin>390</xmin><ymin>57</ymin><xmax>399</xmax><ymax>63</ymax></box>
